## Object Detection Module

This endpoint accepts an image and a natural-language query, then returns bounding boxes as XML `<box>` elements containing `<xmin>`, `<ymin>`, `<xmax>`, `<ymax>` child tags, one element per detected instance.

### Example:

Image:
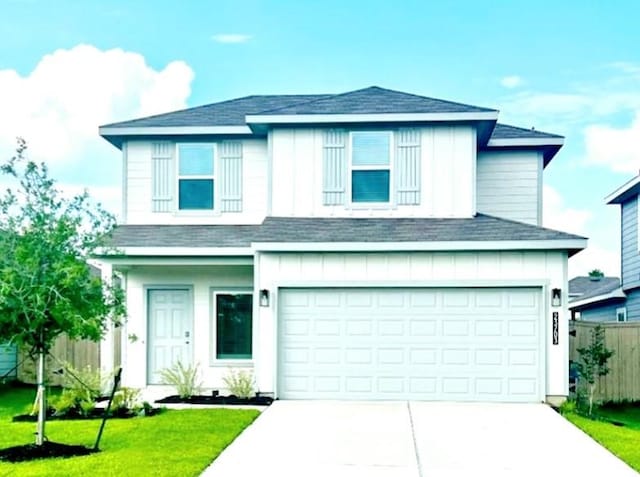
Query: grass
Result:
<box><xmin>0</xmin><ymin>383</ymin><xmax>260</xmax><ymax>477</ymax></box>
<box><xmin>565</xmin><ymin>404</ymin><xmax>640</xmax><ymax>472</ymax></box>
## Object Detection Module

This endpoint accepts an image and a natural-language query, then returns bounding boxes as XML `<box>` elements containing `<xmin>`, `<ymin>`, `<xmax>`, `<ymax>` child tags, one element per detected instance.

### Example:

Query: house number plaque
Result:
<box><xmin>552</xmin><ymin>312</ymin><xmax>559</xmax><ymax>345</ymax></box>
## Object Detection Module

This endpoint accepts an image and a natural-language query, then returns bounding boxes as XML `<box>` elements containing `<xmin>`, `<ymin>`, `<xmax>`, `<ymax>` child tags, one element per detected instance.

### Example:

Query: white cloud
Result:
<box><xmin>0</xmin><ymin>44</ymin><xmax>194</xmax><ymax>167</ymax></box>
<box><xmin>584</xmin><ymin>113</ymin><xmax>640</xmax><ymax>174</ymax></box>
<box><xmin>543</xmin><ymin>185</ymin><xmax>591</xmax><ymax>236</ymax></box>
<box><xmin>569</xmin><ymin>243</ymin><xmax>620</xmax><ymax>278</ymax></box>
<box><xmin>500</xmin><ymin>75</ymin><xmax>523</xmax><ymax>89</ymax></box>
<box><xmin>543</xmin><ymin>185</ymin><xmax>620</xmax><ymax>277</ymax></box>
<box><xmin>211</xmin><ymin>34</ymin><xmax>252</xmax><ymax>44</ymax></box>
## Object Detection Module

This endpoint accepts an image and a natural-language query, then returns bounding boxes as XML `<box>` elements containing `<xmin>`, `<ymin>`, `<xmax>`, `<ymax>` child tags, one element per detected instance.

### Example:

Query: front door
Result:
<box><xmin>147</xmin><ymin>289</ymin><xmax>192</xmax><ymax>384</ymax></box>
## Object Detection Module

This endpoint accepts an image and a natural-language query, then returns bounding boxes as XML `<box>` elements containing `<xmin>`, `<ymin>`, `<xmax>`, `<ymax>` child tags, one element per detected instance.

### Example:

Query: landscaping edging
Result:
<box><xmin>156</xmin><ymin>394</ymin><xmax>273</xmax><ymax>406</ymax></box>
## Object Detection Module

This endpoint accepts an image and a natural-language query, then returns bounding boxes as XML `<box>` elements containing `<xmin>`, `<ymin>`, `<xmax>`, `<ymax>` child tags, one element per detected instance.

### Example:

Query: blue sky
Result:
<box><xmin>1</xmin><ymin>0</ymin><xmax>639</xmax><ymax>276</ymax></box>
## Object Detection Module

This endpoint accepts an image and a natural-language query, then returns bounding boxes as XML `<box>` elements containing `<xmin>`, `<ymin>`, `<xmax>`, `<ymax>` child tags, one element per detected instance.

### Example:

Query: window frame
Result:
<box><xmin>176</xmin><ymin>143</ymin><xmax>217</xmax><ymax>213</ymax></box>
<box><xmin>348</xmin><ymin>130</ymin><xmax>395</xmax><ymax>208</ymax></box>
<box><xmin>616</xmin><ymin>306</ymin><xmax>628</xmax><ymax>322</ymax></box>
<box><xmin>210</xmin><ymin>289</ymin><xmax>254</xmax><ymax>365</ymax></box>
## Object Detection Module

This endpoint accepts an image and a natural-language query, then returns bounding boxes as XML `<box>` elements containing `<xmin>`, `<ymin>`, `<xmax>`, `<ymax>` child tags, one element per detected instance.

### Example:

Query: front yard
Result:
<box><xmin>565</xmin><ymin>405</ymin><xmax>640</xmax><ymax>472</ymax></box>
<box><xmin>0</xmin><ymin>384</ymin><xmax>259</xmax><ymax>477</ymax></box>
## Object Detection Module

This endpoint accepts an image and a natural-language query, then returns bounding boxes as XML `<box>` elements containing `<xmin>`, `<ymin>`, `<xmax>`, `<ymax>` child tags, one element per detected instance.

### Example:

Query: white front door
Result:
<box><xmin>278</xmin><ymin>287</ymin><xmax>543</xmax><ymax>402</ymax></box>
<box><xmin>147</xmin><ymin>289</ymin><xmax>192</xmax><ymax>384</ymax></box>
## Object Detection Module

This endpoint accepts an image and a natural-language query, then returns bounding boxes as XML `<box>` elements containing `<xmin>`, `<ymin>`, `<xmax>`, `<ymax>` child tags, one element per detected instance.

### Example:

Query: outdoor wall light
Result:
<box><xmin>259</xmin><ymin>289</ymin><xmax>270</xmax><ymax>307</ymax></box>
<box><xmin>551</xmin><ymin>288</ymin><xmax>561</xmax><ymax>307</ymax></box>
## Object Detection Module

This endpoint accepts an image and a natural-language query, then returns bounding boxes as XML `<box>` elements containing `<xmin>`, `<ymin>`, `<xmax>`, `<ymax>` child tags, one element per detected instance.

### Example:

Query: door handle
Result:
<box><xmin>185</xmin><ymin>331</ymin><xmax>190</xmax><ymax>345</ymax></box>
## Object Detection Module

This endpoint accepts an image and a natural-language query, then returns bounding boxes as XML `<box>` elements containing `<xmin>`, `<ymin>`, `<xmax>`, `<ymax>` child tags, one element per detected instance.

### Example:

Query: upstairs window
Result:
<box><xmin>178</xmin><ymin>144</ymin><xmax>215</xmax><ymax>210</ymax></box>
<box><xmin>350</xmin><ymin>131</ymin><xmax>392</xmax><ymax>203</ymax></box>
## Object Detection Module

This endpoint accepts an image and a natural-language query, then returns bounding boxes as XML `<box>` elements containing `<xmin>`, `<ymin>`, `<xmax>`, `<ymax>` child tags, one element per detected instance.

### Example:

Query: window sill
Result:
<box><xmin>209</xmin><ymin>360</ymin><xmax>254</xmax><ymax>368</ymax></box>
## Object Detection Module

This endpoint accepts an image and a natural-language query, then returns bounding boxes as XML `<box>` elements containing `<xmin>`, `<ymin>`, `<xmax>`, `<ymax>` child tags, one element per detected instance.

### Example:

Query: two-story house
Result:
<box><xmin>569</xmin><ymin>177</ymin><xmax>640</xmax><ymax>323</ymax></box>
<box><xmin>97</xmin><ymin>86</ymin><xmax>586</xmax><ymax>404</ymax></box>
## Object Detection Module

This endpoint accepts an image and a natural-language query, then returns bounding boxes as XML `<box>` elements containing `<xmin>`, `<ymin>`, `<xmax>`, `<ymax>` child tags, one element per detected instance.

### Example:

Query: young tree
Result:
<box><xmin>576</xmin><ymin>325</ymin><xmax>614</xmax><ymax>416</ymax></box>
<box><xmin>588</xmin><ymin>269</ymin><xmax>604</xmax><ymax>279</ymax></box>
<box><xmin>0</xmin><ymin>139</ymin><xmax>125</xmax><ymax>445</ymax></box>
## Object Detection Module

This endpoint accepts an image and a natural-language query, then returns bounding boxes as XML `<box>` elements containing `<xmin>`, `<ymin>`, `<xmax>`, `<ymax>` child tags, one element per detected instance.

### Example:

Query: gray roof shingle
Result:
<box><xmin>569</xmin><ymin>276</ymin><xmax>621</xmax><ymax>302</ymax></box>
<box><xmin>491</xmin><ymin>123</ymin><xmax>564</xmax><ymax>140</ymax></box>
<box><xmin>254</xmin><ymin>86</ymin><xmax>496</xmax><ymax>115</ymax></box>
<box><xmin>108</xmin><ymin>214</ymin><xmax>584</xmax><ymax>250</ymax></box>
<box><xmin>101</xmin><ymin>86</ymin><xmax>496</xmax><ymax>130</ymax></box>
<box><xmin>101</xmin><ymin>94</ymin><xmax>330</xmax><ymax>128</ymax></box>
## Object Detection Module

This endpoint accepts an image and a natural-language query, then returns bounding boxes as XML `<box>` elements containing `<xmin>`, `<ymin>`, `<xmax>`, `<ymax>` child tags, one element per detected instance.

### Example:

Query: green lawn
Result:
<box><xmin>0</xmin><ymin>384</ymin><xmax>260</xmax><ymax>477</ymax></box>
<box><xmin>565</xmin><ymin>406</ymin><xmax>640</xmax><ymax>472</ymax></box>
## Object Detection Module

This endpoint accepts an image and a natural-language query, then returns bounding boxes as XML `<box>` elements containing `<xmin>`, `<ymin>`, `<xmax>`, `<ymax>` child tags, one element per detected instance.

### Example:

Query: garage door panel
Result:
<box><xmin>278</xmin><ymin>287</ymin><xmax>543</xmax><ymax>402</ymax></box>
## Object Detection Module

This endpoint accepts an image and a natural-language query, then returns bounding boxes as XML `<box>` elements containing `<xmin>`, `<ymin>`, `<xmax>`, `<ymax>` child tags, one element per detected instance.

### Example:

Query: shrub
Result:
<box><xmin>222</xmin><ymin>368</ymin><xmax>255</xmax><ymax>399</ymax></box>
<box><xmin>159</xmin><ymin>361</ymin><xmax>203</xmax><ymax>399</ymax></box>
<box><xmin>112</xmin><ymin>387</ymin><xmax>142</xmax><ymax>412</ymax></box>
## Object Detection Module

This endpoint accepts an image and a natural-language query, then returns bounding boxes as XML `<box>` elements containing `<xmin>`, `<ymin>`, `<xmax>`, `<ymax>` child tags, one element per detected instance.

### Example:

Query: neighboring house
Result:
<box><xmin>569</xmin><ymin>176</ymin><xmax>640</xmax><ymax>323</ymax></box>
<box><xmin>96</xmin><ymin>86</ymin><xmax>586</xmax><ymax>404</ymax></box>
<box><xmin>568</xmin><ymin>276</ymin><xmax>622</xmax><ymax>321</ymax></box>
<box><xmin>0</xmin><ymin>343</ymin><xmax>17</xmax><ymax>379</ymax></box>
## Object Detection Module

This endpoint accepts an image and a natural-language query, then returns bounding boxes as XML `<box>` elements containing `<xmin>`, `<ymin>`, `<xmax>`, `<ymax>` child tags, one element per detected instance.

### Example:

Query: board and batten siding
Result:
<box><xmin>621</xmin><ymin>197</ymin><xmax>640</xmax><ymax>290</ymax></box>
<box><xmin>254</xmin><ymin>250</ymin><xmax>568</xmax><ymax>398</ymax></box>
<box><xmin>121</xmin><ymin>265</ymin><xmax>253</xmax><ymax>389</ymax></box>
<box><xmin>270</xmin><ymin>125</ymin><xmax>476</xmax><ymax>218</ymax></box>
<box><xmin>580</xmin><ymin>303</ymin><xmax>621</xmax><ymax>322</ymax></box>
<box><xmin>476</xmin><ymin>150</ymin><xmax>542</xmax><ymax>226</ymax></box>
<box><xmin>124</xmin><ymin>139</ymin><xmax>268</xmax><ymax>225</ymax></box>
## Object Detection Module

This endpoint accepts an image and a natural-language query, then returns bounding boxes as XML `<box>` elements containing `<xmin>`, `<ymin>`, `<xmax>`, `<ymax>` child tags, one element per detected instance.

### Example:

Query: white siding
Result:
<box><xmin>121</xmin><ymin>265</ymin><xmax>253</xmax><ymax>389</ymax></box>
<box><xmin>270</xmin><ymin>125</ymin><xmax>476</xmax><ymax>218</ymax></box>
<box><xmin>255</xmin><ymin>250</ymin><xmax>568</xmax><ymax>400</ymax></box>
<box><xmin>477</xmin><ymin>150</ymin><xmax>542</xmax><ymax>225</ymax></box>
<box><xmin>124</xmin><ymin>139</ymin><xmax>268</xmax><ymax>225</ymax></box>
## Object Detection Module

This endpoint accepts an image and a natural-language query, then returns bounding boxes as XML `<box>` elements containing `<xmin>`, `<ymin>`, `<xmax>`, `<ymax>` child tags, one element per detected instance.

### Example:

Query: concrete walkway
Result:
<box><xmin>202</xmin><ymin>401</ymin><xmax>638</xmax><ymax>477</ymax></box>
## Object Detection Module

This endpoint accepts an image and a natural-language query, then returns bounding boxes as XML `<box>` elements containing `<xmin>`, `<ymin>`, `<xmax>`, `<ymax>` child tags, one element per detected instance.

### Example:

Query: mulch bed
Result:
<box><xmin>0</xmin><ymin>441</ymin><xmax>97</xmax><ymax>462</ymax></box>
<box><xmin>155</xmin><ymin>394</ymin><xmax>273</xmax><ymax>406</ymax></box>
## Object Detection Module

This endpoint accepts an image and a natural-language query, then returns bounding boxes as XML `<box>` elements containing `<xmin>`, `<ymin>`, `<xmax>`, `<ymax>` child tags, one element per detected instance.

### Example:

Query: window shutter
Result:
<box><xmin>323</xmin><ymin>129</ymin><xmax>346</xmax><ymax>205</ymax></box>
<box><xmin>219</xmin><ymin>141</ymin><xmax>243</xmax><ymax>212</ymax></box>
<box><xmin>151</xmin><ymin>142</ymin><xmax>174</xmax><ymax>212</ymax></box>
<box><xmin>396</xmin><ymin>128</ymin><xmax>421</xmax><ymax>205</ymax></box>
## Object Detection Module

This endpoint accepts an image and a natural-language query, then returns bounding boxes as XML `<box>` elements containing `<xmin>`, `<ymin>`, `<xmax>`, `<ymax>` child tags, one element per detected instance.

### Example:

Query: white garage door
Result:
<box><xmin>278</xmin><ymin>287</ymin><xmax>543</xmax><ymax>402</ymax></box>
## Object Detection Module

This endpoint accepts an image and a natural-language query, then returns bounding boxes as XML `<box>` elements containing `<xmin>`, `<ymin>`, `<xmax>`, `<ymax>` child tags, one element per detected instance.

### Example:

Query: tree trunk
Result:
<box><xmin>588</xmin><ymin>383</ymin><xmax>595</xmax><ymax>417</ymax></box>
<box><xmin>35</xmin><ymin>340</ymin><xmax>46</xmax><ymax>445</ymax></box>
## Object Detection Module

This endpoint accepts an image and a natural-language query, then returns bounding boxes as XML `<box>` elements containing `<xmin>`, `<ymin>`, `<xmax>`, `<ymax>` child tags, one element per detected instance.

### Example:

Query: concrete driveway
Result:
<box><xmin>202</xmin><ymin>401</ymin><xmax>637</xmax><ymax>477</ymax></box>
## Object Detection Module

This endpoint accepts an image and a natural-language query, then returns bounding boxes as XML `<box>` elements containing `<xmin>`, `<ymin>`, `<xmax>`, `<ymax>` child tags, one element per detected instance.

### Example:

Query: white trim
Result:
<box><xmin>252</xmin><ymin>239</ymin><xmax>587</xmax><ymax>252</ymax></box>
<box><xmin>487</xmin><ymin>137</ymin><xmax>564</xmax><ymax>147</ymax></box>
<box><xmin>605</xmin><ymin>175</ymin><xmax>640</xmax><ymax>204</ymax></box>
<box><xmin>97</xmin><ymin>238</ymin><xmax>586</xmax><ymax>258</ymax></box>
<box><xmin>103</xmin><ymin>257</ymin><xmax>253</xmax><ymax>267</ymax></box>
<box><xmin>97</xmin><ymin>246</ymin><xmax>253</xmax><ymax>257</ymax></box>
<box><xmin>210</xmin><ymin>288</ymin><xmax>254</xmax><ymax>365</ymax></box>
<box><xmin>616</xmin><ymin>306</ymin><xmax>628</xmax><ymax>322</ymax></box>
<box><xmin>176</xmin><ymin>142</ymin><xmax>217</xmax><ymax>212</ymax></box>
<box><xmin>568</xmin><ymin>287</ymin><xmax>626</xmax><ymax>309</ymax></box>
<box><xmin>122</xmin><ymin>142</ymin><xmax>128</xmax><ymax>223</ymax></box>
<box><xmin>99</xmin><ymin>125</ymin><xmax>253</xmax><ymax>136</ymax></box>
<box><xmin>274</xmin><ymin>279</ymin><xmax>549</xmax><ymax>288</ymax></box>
<box><xmin>246</xmin><ymin>111</ymin><xmax>499</xmax><ymax>124</ymax></box>
<box><xmin>348</xmin><ymin>130</ymin><xmax>395</xmax><ymax>207</ymax></box>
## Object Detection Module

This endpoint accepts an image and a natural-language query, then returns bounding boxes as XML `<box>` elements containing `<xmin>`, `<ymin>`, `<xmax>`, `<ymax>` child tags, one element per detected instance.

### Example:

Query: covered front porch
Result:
<box><xmin>98</xmin><ymin>255</ymin><xmax>258</xmax><ymax>393</ymax></box>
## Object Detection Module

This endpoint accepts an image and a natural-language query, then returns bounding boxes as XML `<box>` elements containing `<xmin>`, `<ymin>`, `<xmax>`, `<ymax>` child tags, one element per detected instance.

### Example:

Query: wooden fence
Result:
<box><xmin>17</xmin><ymin>326</ymin><xmax>121</xmax><ymax>385</ymax></box>
<box><xmin>569</xmin><ymin>321</ymin><xmax>640</xmax><ymax>402</ymax></box>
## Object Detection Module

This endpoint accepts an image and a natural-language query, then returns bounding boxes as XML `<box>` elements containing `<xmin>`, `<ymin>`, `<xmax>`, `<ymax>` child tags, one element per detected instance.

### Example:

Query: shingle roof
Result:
<box><xmin>569</xmin><ymin>276</ymin><xmax>621</xmax><ymax>302</ymax></box>
<box><xmin>254</xmin><ymin>86</ymin><xmax>496</xmax><ymax>115</ymax></box>
<box><xmin>101</xmin><ymin>94</ymin><xmax>330</xmax><ymax>128</ymax></box>
<box><xmin>491</xmin><ymin>123</ymin><xmax>564</xmax><ymax>140</ymax></box>
<box><xmin>109</xmin><ymin>214</ymin><xmax>584</xmax><ymax>249</ymax></box>
<box><xmin>101</xmin><ymin>86</ymin><xmax>495</xmax><ymax>129</ymax></box>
